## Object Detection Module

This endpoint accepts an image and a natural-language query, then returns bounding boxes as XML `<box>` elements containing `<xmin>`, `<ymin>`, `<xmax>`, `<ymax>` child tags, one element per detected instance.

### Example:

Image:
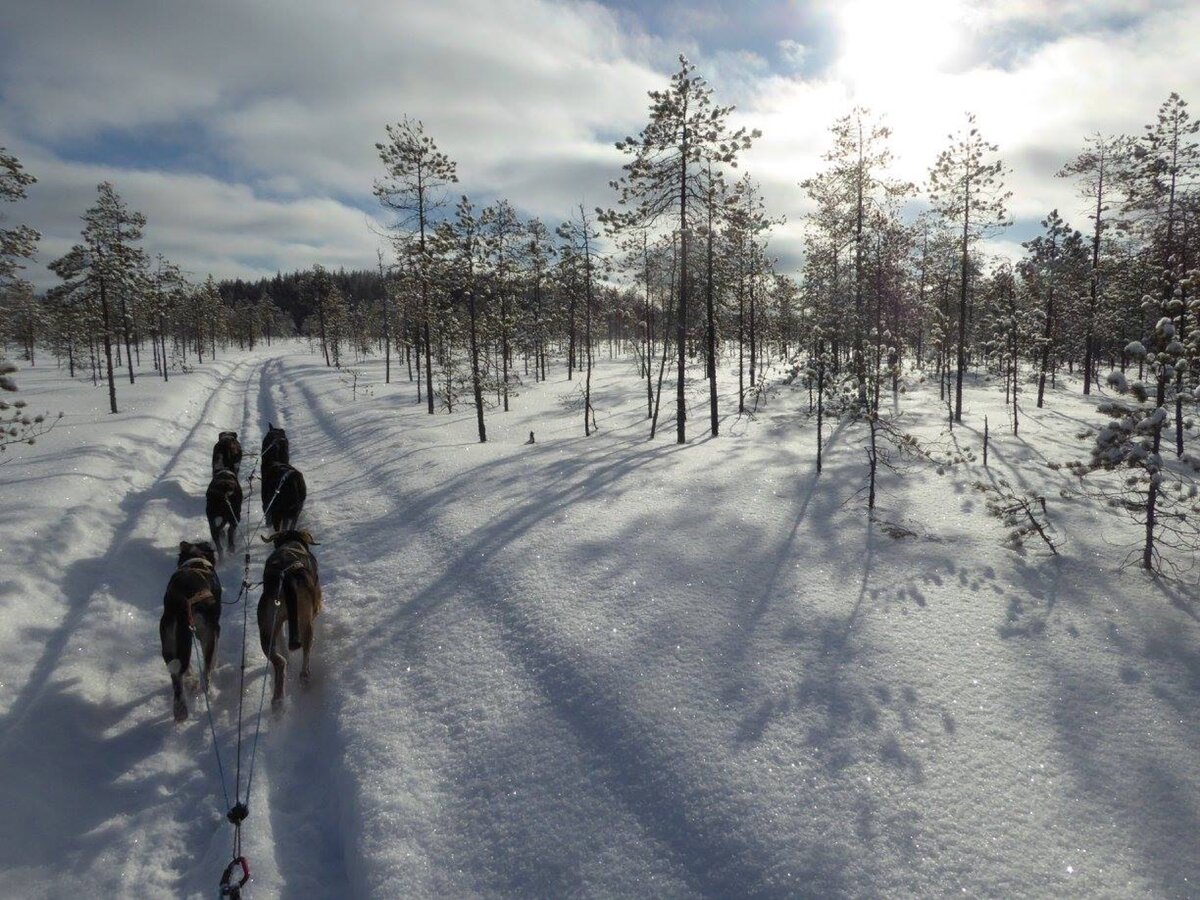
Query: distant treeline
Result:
<box><xmin>217</xmin><ymin>269</ymin><xmax>385</xmax><ymax>331</ymax></box>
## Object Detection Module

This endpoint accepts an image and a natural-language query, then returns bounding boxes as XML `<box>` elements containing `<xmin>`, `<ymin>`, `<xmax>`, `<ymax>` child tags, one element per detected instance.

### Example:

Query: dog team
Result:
<box><xmin>159</xmin><ymin>426</ymin><xmax>323</xmax><ymax>722</ymax></box>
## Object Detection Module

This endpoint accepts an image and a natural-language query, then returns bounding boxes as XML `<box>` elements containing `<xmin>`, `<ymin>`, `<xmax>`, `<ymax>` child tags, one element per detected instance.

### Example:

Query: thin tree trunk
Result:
<box><xmin>99</xmin><ymin>276</ymin><xmax>118</xmax><ymax>414</ymax></box>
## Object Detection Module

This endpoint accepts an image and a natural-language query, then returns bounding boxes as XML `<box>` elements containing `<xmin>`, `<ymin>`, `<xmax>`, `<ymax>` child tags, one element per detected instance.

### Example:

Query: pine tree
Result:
<box><xmin>0</xmin><ymin>148</ymin><xmax>39</xmax><ymax>301</ymax></box>
<box><xmin>928</xmin><ymin>113</ymin><xmax>1012</xmax><ymax>422</ymax></box>
<box><xmin>1058</xmin><ymin>134</ymin><xmax>1132</xmax><ymax>395</ymax></box>
<box><xmin>559</xmin><ymin>205</ymin><xmax>603</xmax><ymax>435</ymax></box>
<box><xmin>1086</xmin><ymin>304</ymin><xmax>1195</xmax><ymax>571</ymax></box>
<box><xmin>375</xmin><ymin>117</ymin><xmax>459</xmax><ymax>414</ymax></box>
<box><xmin>1123</xmin><ymin>94</ymin><xmax>1200</xmax><ymax>456</ymax></box>
<box><xmin>818</xmin><ymin>108</ymin><xmax>911</xmax><ymax>408</ymax></box>
<box><xmin>444</xmin><ymin>196</ymin><xmax>488</xmax><ymax>442</ymax></box>
<box><xmin>59</xmin><ymin>182</ymin><xmax>150</xmax><ymax>414</ymax></box>
<box><xmin>481</xmin><ymin>200</ymin><xmax>523</xmax><ymax>412</ymax></box>
<box><xmin>606</xmin><ymin>54</ymin><xmax>758</xmax><ymax>443</ymax></box>
<box><xmin>522</xmin><ymin>218</ymin><xmax>555</xmax><ymax>384</ymax></box>
<box><xmin>1019</xmin><ymin>210</ymin><xmax>1086</xmax><ymax>408</ymax></box>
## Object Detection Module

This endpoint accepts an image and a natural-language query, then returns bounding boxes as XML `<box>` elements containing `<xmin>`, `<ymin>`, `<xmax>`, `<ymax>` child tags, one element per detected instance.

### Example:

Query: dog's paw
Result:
<box><xmin>173</xmin><ymin>702</ymin><xmax>189</xmax><ymax>723</ymax></box>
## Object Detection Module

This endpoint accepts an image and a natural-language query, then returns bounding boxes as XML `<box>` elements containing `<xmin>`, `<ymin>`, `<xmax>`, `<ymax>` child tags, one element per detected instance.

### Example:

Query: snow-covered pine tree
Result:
<box><xmin>1057</xmin><ymin>134</ymin><xmax>1132</xmax><ymax>394</ymax></box>
<box><xmin>1122</xmin><ymin>93</ymin><xmax>1199</xmax><ymax>457</ymax></box>
<box><xmin>521</xmin><ymin>218</ymin><xmax>555</xmax><ymax>385</ymax></box>
<box><xmin>480</xmin><ymin>200</ymin><xmax>523</xmax><ymax>413</ymax></box>
<box><xmin>441</xmin><ymin>196</ymin><xmax>488</xmax><ymax>442</ymax></box>
<box><xmin>1086</xmin><ymin>296</ymin><xmax>1196</xmax><ymax>570</ymax></box>
<box><xmin>928</xmin><ymin>113</ymin><xmax>1012</xmax><ymax>423</ymax></box>
<box><xmin>1018</xmin><ymin>210</ymin><xmax>1087</xmax><ymax>409</ymax></box>
<box><xmin>729</xmin><ymin>174</ymin><xmax>773</xmax><ymax>415</ymax></box>
<box><xmin>0</xmin><ymin>149</ymin><xmax>39</xmax><ymax>313</ymax></box>
<box><xmin>47</xmin><ymin>183</ymin><xmax>148</xmax><ymax>414</ymax></box>
<box><xmin>375</xmin><ymin>117</ymin><xmax>459</xmax><ymax>414</ymax></box>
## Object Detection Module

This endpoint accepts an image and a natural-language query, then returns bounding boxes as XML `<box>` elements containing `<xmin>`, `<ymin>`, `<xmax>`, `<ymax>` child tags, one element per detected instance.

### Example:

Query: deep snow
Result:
<box><xmin>0</xmin><ymin>344</ymin><xmax>1198</xmax><ymax>898</ymax></box>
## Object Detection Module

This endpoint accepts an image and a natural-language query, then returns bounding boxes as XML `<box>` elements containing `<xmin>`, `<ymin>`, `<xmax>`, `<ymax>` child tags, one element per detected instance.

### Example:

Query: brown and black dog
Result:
<box><xmin>258</xmin><ymin>530</ymin><xmax>323</xmax><ymax>705</ymax></box>
<box><xmin>212</xmin><ymin>430</ymin><xmax>243</xmax><ymax>474</ymax></box>
<box><xmin>206</xmin><ymin>468</ymin><xmax>243</xmax><ymax>557</ymax></box>
<box><xmin>261</xmin><ymin>461</ymin><xmax>306</xmax><ymax>533</ymax></box>
<box><xmin>160</xmin><ymin>540</ymin><xmax>223</xmax><ymax>722</ymax></box>
<box><xmin>261</xmin><ymin>424</ymin><xmax>290</xmax><ymax>466</ymax></box>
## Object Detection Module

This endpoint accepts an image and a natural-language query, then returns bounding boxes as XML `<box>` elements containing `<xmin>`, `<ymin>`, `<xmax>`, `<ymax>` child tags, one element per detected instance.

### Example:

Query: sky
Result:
<box><xmin>1</xmin><ymin>0</ymin><xmax>1198</xmax><ymax>290</ymax></box>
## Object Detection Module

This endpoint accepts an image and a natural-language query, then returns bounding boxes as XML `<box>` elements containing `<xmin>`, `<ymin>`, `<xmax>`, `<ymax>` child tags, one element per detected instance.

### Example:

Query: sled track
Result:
<box><xmin>0</xmin><ymin>355</ymin><xmax>276</xmax><ymax>898</ymax></box>
<box><xmin>280</xmin><ymin>362</ymin><xmax>825</xmax><ymax>896</ymax></box>
<box><xmin>0</xmin><ymin>357</ymin><xmax>257</xmax><ymax>745</ymax></box>
<box><xmin>251</xmin><ymin>357</ymin><xmax>354</xmax><ymax>899</ymax></box>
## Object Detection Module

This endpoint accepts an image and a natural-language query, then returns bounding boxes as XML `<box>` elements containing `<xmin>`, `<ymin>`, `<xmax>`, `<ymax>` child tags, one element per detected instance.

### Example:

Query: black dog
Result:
<box><xmin>262</xmin><ymin>460</ymin><xmax>306</xmax><ymax>533</ymax></box>
<box><xmin>258</xmin><ymin>530</ymin><xmax>323</xmax><ymax>704</ymax></box>
<box><xmin>159</xmin><ymin>540</ymin><xmax>223</xmax><ymax>722</ymax></box>
<box><xmin>212</xmin><ymin>431</ymin><xmax>243</xmax><ymax>475</ymax></box>
<box><xmin>262</xmin><ymin>424</ymin><xmax>290</xmax><ymax>466</ymax></box>
<box><xmin>206</xmin><ymin>468</ymin><xmax>243</xmax><ymax>556</ymax></box>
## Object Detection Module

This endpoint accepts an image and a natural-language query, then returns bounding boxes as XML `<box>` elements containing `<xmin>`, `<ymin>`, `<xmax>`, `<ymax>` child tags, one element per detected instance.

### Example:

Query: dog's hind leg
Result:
<box><xmin>298</xmin><ymin>594</ymin><xmax>315</xmax><ymax>683</ymax></box>
<box><xmin>209</xmin><ymin>518</ymin><xmax>225</xmax><ymax>559</ymax></box>
<box><xmin>161</xmin><ymin>609</ymin><xmax>192</xmax><ymax>722</ymax></box>
<box><xmin>259</xmin><ymin>594</ymin><xmax>288</xmax><ymax>705</ymax></box>
<box><xmin>199</xmin><ymin>619</ymin><xmax>220</xmax><ymax>680</ymax></box>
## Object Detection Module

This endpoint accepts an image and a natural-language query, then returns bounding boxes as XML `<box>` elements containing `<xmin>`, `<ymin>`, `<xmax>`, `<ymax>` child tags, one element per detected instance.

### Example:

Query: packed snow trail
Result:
<box><xmin>2</xmin><ymin>346</ymin><xmax>1199</xmax><ymax>897</ymax></box>
<box><xmin>0</xmin><ymin>353</ymin><xmax>271</xmax><ymax>897</ymax></box>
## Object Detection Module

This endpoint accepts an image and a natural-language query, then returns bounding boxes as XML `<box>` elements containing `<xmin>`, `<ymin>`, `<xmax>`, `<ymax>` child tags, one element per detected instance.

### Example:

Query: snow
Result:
<box><xmin>1</xmin><ymin>345</ymin><xmax>1199</xmax><ymax>898</ymax></box>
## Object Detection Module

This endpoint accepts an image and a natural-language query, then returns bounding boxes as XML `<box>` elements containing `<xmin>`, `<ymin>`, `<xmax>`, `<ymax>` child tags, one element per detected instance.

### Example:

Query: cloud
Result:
<box><xmin>777</xmin><ymin>39</ymin><xmax>809</xmax><ymax>70</ymax></box>
<box><xmin>10</xmin><ymin>151</ymin><xmax>390</xmax><ymax>286</ymax></box>
<box><xmin>729</xmin><ymin>0</ymin><xmax>1200</xmax><ymax>266</ymax></box>
<box><xmin>1</xmin><ymin>0</ymin><xmax>1197</xmax><ymax>289</ymax></box>
<box><xmin>1</xmin><ymin>0</ymin><xmax>670</xmax><ymax>286</ymax></box>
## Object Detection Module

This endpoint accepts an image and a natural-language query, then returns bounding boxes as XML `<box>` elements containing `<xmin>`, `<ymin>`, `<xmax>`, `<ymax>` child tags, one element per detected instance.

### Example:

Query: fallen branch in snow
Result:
<box><xmin>0</xmin><ymin>365</ymin><xmax>64</xmax><ymax>463</ymax></box>
<box><xmin>975</xmin><ymin>479</ymin><xmax>1059</xmax><ymax>554</ymax></box>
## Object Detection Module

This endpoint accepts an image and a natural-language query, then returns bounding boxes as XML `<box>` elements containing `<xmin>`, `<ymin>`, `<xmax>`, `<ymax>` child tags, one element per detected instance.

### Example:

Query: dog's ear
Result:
<box><xmin>262</xmin><ymin>533</ymin><xmax>280</xmax><ymax>543</ymax></box>
<box><xmin>300</xmin><ymin>530</ymin><xmax>319</xmax><ymax>546</ymax></box>
<box><xmin>179</xmin><ymin>540</ymin><xmax>192</xmax><ymax>553</ymax></box>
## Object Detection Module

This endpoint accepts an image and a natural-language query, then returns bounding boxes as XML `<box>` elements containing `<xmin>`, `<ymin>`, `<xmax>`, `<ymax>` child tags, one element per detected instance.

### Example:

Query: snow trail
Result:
<box><xmin>0</xmin><ymin>353</ymin><xmax>271</xmax><ymax>897</ymax></box>
<box><xmin>3</xmin><ymin>349</ymin><xmax>1200</xmax><ymax>897</ymax></box>
<box><xmin>244</xmin><ymin>355</ymin><xmax>354</xmax><ymax>899</ymax></box>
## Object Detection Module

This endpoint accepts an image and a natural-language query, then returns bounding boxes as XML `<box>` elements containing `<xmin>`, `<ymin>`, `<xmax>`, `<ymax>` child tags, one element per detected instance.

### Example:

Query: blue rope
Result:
<box><xmin>245</xmin><ymin>595</ymin><xmax>283</xmax><ymax>804</ymax></box>
<box><xmin>191</xmin><ymin>626</ymin><xmax>232</xmax><ymax>814</ymax></box>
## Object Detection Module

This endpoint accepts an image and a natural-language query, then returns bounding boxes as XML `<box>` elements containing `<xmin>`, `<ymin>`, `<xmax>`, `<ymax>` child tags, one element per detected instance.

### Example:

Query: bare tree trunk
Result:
<box><xmin>99</xmin><ymin>276</ymin><xmax>118</xmax><ymax>413</ymax></box>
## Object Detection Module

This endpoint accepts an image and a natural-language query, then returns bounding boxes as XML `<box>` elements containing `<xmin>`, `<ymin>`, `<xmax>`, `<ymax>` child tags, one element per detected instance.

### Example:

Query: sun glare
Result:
<box><xmin>836</xmin><ymin>0</ymin><xmax>964</xmax><ymax>88</ymax></box>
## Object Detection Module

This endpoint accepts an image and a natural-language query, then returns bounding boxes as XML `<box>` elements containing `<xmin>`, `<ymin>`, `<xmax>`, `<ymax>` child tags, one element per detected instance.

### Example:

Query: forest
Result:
<box><xmin>5</xmin><ymin>59</ymin><xmax>1197</xmax><ymax>572</ymax></box>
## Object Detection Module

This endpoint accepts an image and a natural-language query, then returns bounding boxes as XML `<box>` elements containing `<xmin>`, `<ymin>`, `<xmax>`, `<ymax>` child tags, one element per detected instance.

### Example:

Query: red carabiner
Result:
<box><xmin>219</xmin><ymin>855</ymin><xmax>251</xmax><ymax>897</ymax></box>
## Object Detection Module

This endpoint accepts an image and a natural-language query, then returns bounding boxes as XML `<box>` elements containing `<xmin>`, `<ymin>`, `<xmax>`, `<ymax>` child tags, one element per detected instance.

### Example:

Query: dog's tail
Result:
<box><xmin>282</xmin><ymin>569</ymin><xmax>303</xmax><ymax>651</ymax></box>
<box><xmin>160</xmin><ymin>600</ymin><xmax>194</xmax><ymax>677</ymax></box>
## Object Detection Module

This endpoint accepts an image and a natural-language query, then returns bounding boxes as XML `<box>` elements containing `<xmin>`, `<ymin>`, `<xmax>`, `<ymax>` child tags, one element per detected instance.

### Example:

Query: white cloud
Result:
<box><xmin>1</xmin><ymin>0</ymin><xmax>1197</xmax><ymax>288</ymax></box>
<box><xmin>777</xmin><ymin>39</ymin><xmax>809</xmax><ymax>70</ymax></box>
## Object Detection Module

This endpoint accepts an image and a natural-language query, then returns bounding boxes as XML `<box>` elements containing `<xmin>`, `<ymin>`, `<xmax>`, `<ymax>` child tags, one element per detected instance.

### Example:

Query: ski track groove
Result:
<box><xmin>0</xmin><ymin>354</ymin><xmax>276</xmax><ymax>899</ymax></box>
<box><xmin>282</xmin><ymin>360</ymin><xmax>821</xmax><ymax>897</ymax></box>
<box><xmin>0</xmin><ymin>356</ymin><xmax>254</xmax><ymax>746</ymax></box>
<box><xmin>252</xmin><ymin>356</ymin><xmax>354</xmax><ymax>900</ymax></box>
